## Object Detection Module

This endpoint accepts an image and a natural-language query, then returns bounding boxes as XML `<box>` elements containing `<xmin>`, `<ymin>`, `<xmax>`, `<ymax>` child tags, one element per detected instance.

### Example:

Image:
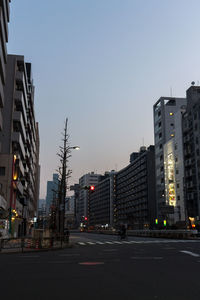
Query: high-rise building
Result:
<box><xmin>0</xmin><ymin>0</ymin><xmax>11</xmax><ymax>132</ymax></box>
<box><xmin>45</xmin><ymin>173</ymin><xmax>59</xmax><ymax>215</ymax></box>
<box><xmin>153</xmin><ymin>97</ymin><xmax>187</xmax><ymax>222</ymax></box>
<box><xmin>0</xmin><ymin>55</ymin><xmax>40</xmax><ymax>237</ymax></box>
<box><xmin>115</xmin><ymin>146</ymin><xmax>156</xmax><ymax>229</ymax></box>
<box><xmin>163</xmin><ymin>108</ymin><xmax>186</xmax><ymax>224</ymax></box>
<box><xmin>183</xmin><ymin>85</ymin><xmax>200</xmax><ymax>222</ymax></box>
<box><xmin>78</xmin><ymin>172</ymin><xmax>102</xmax><ymax>222</ymax></box>
<box><xmin>0</xmin><ymin>0</ymin><xmax>11</xmax><ymax>215</ymax></box>
<box><xmin>89</xmin><ymin>171</ymin><xmax>116</xmax><ymax>227</ymax></box>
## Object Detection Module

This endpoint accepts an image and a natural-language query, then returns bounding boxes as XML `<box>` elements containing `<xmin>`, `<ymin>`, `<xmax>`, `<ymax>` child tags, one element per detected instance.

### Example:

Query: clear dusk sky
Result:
<box><xmin>7</xmin><ymin>0</ymin><xmax>200</xmax><ymax>198</ymax></box>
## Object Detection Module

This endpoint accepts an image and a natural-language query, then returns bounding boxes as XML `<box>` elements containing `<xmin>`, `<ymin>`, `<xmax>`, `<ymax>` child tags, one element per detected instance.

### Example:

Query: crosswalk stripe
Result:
<box><xmin>76</xmin><ymin>239</ymin><xmax>200</xmax><ymax>246</ymax></box>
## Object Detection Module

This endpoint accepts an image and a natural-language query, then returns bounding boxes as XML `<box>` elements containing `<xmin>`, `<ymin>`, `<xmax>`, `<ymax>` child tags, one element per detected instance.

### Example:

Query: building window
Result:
<box><xmin>171</xmin><ymin>133</ymin><xmax>174</xmax><ymax>137</ymax></box>
<box><xmin>159</xmin><ymin>132</ymin><xmax>162</xmax><ymax>139</ymax></box>
<box><xmin>0</xmin><ymin>167</ymin><xmax>5</xmax><ymax>176</ymax></box>
<box><xmin>176</xmin><ymin>170</ymin><xmax>179</xmax><ymax>174</ymax></box>
<box><xmin>159</xmin><ymin>144</ymin><xmax>162</xmax><ymax>149</ymax></box>
<box><xmin>177</xmin><ymin>195</ymin><xmax>180</xmax><ymax>201</ymax></box>
<box><xmin>158</xmin><ymin>111</ymin><xmax>161</xmax><ymax>116</ymax></box>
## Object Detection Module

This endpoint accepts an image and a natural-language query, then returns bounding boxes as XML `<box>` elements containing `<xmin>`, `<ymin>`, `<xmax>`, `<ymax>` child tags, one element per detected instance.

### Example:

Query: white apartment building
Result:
<box><xmin>153</xmin><ymin>97</ymin><xmax>187</xmax><ymax>223</ymax></box>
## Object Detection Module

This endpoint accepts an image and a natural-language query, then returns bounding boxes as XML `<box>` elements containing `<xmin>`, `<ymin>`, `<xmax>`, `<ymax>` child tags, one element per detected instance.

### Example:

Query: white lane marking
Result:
<box><xmin>96</xmin><ymin>242</ymin><xmax>104</xmax><ymax>245</ymax></box>
<box><xmin>104</xmin><ymin>242</ymin><xmax>113</xmax><ymax>244</ymax></box>
<box><xmin>87</xmin><ymin>242</ymin><xmax>96</xmax><ymax>245</ymax></box>
<box><xmin>121</xmin><ymin>241</ymin><xmax>132</xmax><ymax>244</ymax></box>
<box><xmin>131</xmin><ymin>257</ymin><xmax>163</xmax><ymax>260</ymax></box>
<box><xmin>78</xmin><ymin>242</ymin><xmax>86</xmax><ymax>245</ymax></box>
<box><xmin>180</xmin><ymin>250</ymin><xmax>200</xmax><ymax>257</ymax></box>
<box><xmin>112</xmin><ymin>241</ymin><xmax>122</xmax><ymax>244</ymax></box>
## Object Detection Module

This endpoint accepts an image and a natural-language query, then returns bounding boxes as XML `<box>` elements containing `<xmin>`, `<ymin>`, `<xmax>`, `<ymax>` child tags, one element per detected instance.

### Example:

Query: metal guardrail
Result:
<box><xmin>0</xmin><ymin>236</ymin><xmax>70</xmax><ymax>253</ymax></box>
<box><xmin>86</xmin><ymin>229</ymin><xmax>199</xmax><ymax>239</ymax></box>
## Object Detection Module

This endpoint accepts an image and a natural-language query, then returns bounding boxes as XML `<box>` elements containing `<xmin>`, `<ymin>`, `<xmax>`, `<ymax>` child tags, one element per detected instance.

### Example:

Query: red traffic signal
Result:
<box><xmin>90</xmin><ymin>185</ymin><xmax>95</xmax><ymax>191</ymax></box>
<box><xmin>84</xmin><ymin>217</ymin><xmax>88</xmax><ymax>221</ymax></box>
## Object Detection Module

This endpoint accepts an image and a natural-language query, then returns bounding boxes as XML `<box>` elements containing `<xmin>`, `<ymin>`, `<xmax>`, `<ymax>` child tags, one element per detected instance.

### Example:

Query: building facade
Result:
<box><xmin>163</xmin><ymin>108</ymin><xmax>186</xmax><ymax>225</ymax></box>
<box><xmin>78</xmin><ymin>172</ymin><xmax>102</xmax><ymax>222</ymax></box>
<box><xmin>0</xmin><ymin>0</ymin><xmax>11</xmax><ymax>218</ymax></box>
<box><xmin>0</xmin><ymin>55</ymin><xmax>40</xmax><ymax>237</ymax></box>
<box><xmin>89</xmin><ymin>171</ymin><xmax>116</xmax><ymax>227</ymax></box>
<box><xmin>45</xmin><ymin>173</ymin><xmax>59</xmax><ymax>215</ymax></box>
<box><xmin>153</xmin><ymin>97</ymin><xmax>187</xmax><ymax>222</ymax></box>
<box><xmin>115</xmin><ymin>146</ymin><xmax>156</xmax><ymax>229</ymax></box>
<box><xmin>183</xmin><ymin>85</ymin><xmax>200</xmax><ymax>223</ymax></box>
<box><xmin>0</xmin><ymin>0</ymin><xmax>11</xmax><ymax>132</ymax></box>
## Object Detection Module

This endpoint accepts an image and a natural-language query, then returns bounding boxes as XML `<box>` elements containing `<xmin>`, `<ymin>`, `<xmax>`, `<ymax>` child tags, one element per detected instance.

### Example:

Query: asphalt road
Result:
<box><xmin>1</xmin><ymin>233</ymin><xmax>200</xmax><ymax>300</ymax></box>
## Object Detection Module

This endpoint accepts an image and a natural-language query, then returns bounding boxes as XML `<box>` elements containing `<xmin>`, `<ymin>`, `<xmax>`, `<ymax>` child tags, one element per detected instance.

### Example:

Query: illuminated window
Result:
<box><xmin>171</xmin><ymin>134</ymin><xmax>174</xmax><ymax>137</ymax></box>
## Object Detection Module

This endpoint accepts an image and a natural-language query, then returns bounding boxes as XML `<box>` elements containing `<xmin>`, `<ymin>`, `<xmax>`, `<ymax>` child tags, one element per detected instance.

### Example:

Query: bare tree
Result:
<box><xmin>57</xmin><ymin>118</ymin><xmax>72</xmax><ymax>235</ymax></box>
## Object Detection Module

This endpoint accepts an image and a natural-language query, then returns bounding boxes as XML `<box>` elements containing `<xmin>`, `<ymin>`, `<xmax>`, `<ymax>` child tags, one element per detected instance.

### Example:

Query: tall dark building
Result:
<box><xmin>0</xmin><ymin>0</ymin><xmax>11</xmax><ymax>131</ymax></box>
<box><xmin>89</xmin><ymin>171</ymin><xmax>116</xmax><ymax>227</ymax></box>
<box><xmin>183</xmin><ymin>85</ymin><xmax>200</xmax><ymax>221</ymax></box>
<box><xmin>115</xmin><ymin>146</ymin><xmax>156</xmax><ymax>229</ymax></box>
<box><xmin>0</xmin><ymin>0</ymin><xmax>11</xmax><ymax>216</ymax></box>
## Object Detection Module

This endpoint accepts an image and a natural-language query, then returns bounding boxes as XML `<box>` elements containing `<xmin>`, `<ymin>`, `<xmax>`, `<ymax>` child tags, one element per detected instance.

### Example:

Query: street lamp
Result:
<box><xmin>70</xmin><ymin>146</ymin><xmax>80</xmax><ymax>150</ymax></box>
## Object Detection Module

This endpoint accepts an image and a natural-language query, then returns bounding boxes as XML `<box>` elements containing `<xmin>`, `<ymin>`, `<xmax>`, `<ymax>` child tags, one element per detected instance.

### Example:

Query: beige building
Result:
<box><xmin>0</xmin><ymin>55</ymin><xmax>40</xmax><ymax>237</ymax></box>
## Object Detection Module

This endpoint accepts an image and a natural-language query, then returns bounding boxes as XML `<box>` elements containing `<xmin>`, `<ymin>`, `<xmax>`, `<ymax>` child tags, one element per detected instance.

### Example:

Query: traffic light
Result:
<box><xmin>163</xmin><ymin>220</ymin><xmax>167</xmax><ymax>227</ymax></box>
<box><xmin>82</xmin><ymin>185</ymin><xmax>95</xmax><ymax>191</ymax></box>
<box><xmin>84</xmin><ymin>217</ymin><xmax>88</xmax><ymax>221</ymax></box>
<box><xmin>155</xmin><ymin>218</ymin><xmax>158</xmax><ymax>225</ymax></box>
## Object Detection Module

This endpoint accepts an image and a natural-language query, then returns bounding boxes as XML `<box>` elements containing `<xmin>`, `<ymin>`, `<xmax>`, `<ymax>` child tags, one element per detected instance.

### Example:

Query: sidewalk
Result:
<box><xmin>0</xmin><ymin>238</ymin><xmax>74</xmax><ymax>254</ymax></box>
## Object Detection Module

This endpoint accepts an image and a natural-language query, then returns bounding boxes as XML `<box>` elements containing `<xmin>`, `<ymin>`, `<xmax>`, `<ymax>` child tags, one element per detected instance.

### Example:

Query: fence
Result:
<box><xmin>0</xmin><ymin>236</ymin><xmax>70</xmax><ymax>253</ymax></box>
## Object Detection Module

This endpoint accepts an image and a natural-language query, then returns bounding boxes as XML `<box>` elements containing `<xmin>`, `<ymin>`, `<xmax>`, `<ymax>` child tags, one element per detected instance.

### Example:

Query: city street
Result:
<box><xmin>1</xmin><ymin>233</ymin><xmax>200</xmax><ymax>300</ymax></box>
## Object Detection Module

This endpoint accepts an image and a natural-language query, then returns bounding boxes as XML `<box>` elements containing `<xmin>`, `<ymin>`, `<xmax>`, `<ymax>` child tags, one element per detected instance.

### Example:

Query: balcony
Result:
<box><xmin>12</xmin><ymin>132</ymin><xmax>26</xmax><ymax>159</ymax></box>
<box><xmin>14</xmin><ymin>90</ymin><xmax>27</xmax><ymax>123</ymax></box>
<box><xmin>13</xmin><ymin>111</ymin><xmax>27</xmax><ymax>142</ymax></box>
<box><xmin>16</xmin><ymin>181</ymin><xmax>24</xmax><ymax>195</ymax></box>
<box><xmin>18</xmin><ymin>159</ymin><xmax>25</xmax><ymax>177</ymax></box>
<box><xmin>15</xmin><ymin>71</ymin><xmax>28</xmax><ymax>103</ymax></box>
